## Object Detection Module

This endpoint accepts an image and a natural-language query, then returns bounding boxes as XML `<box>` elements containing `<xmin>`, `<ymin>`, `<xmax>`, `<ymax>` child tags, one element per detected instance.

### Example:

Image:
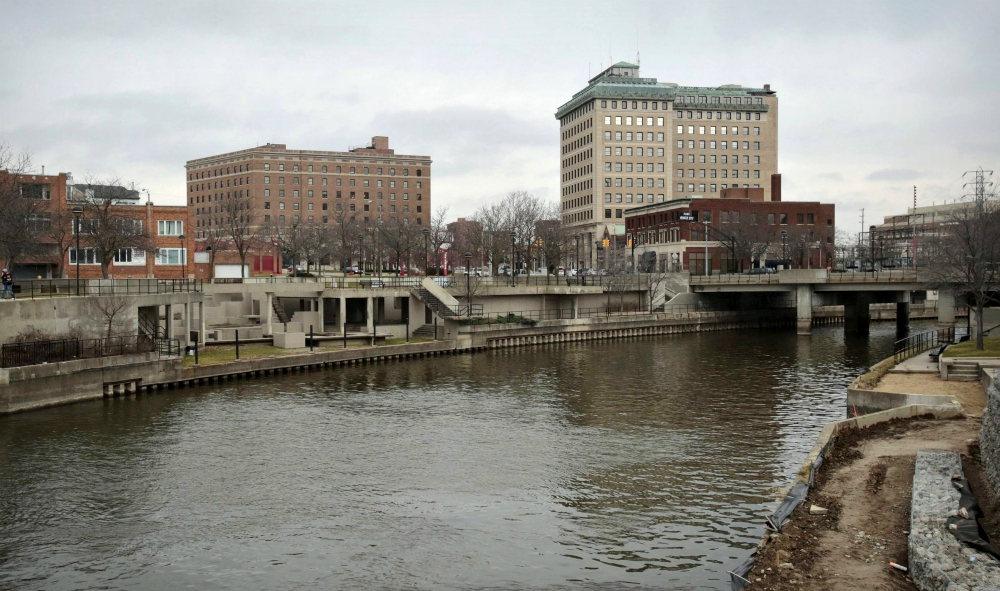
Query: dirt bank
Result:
<box><xmin>745</xmin><ymin>416</ymin><xmax>997</xmax><ymax>590</ymax></box>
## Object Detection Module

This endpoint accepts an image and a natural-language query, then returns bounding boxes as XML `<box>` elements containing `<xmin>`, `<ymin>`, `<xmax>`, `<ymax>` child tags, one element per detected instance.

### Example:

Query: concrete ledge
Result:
<box><xmin>847</xmin><ymin>387</ymin><xmax>961</xmax><ymax>416</ymax></box>
<box><xmin>909</xmin><ymin>451</ymin><xmax>1000</xmax><ymax>591</ymax></box>
<box><xmin>273</xmin><ymin>332</ymin><xmax>305</xmax><ymax>348</ymax></box>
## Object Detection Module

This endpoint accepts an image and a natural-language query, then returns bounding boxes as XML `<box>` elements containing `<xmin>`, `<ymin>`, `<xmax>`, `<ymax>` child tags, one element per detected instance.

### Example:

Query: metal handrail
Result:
<box><xmin>11</xmin><ymin>278</ymin><xmax>203</xmax><ymax>299</ymax></box>
<box><xmin>1</xmin><ymin>335</ymin><xmax>181</xmax><ymax>368</ymax></box>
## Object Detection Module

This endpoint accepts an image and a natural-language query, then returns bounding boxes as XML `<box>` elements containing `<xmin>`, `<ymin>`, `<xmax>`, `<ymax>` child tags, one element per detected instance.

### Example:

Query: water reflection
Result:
<box><xmin>0</xmin><ymin>322</ymin><xmax>921</xmax><ymax>590</ymax></box>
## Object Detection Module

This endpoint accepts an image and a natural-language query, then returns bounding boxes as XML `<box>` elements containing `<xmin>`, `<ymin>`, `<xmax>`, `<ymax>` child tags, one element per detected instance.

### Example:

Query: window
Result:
<box><xmin>278</xmin><ymin>177</ymin><xmax>285</xmax><ymax>185</ymax></box>
<box><xmin>264</xmin><ymin>202</ymin><xmax>270</xmax><ymax>209</ymax></box>
<box><xmin>155</xmin><ymin>248</ymin><xmax>186</xmax><ymax>265</ymax></box>
<box><xmin>279</xmin><ymin>202</ymin><xmax>285</xmax><ymax>210</ymax></box>
<box><xmin>69</xmin><ymin>247</ymin><xmax>99</xmax><ymax>265</ymax></box>
<box><xmin>264</xmin><ymin>163</ymin><xmax>270</xmax><ymax>171</ymax></box>
<box><xmin>158</xmin><ymin>220</ymin><xmax>183</xmax><ymax>236</ymax></box>
<box><xmin>350</xmin><ymin>167</ymin><xmax>356</xmax><ymax>174</ymax></box>
<box><xmin>754</xmin><ymin>142</ymin><xmax>760</xmax><ymax>150</ymax></box>
<box><xmin>322</xmin><ymin>191</ymin><xmax>328</xmax><ymax>198</ymax></box>
<box><xmin>605</xmin><ymin>193</ymin><xmax>612</xmax><ymax>203</ymax></box>
<box><xmin>780</xmin><ymin>213</ymin><xmax>788</xmax><ymax>225</ymax></box>
<box><xmin>796</xmin><ymin>213</ymin><xmax>804</xmax><ymax>225</ymax></box>
<box><xmin>264</xmin><ymin>176</ymin><xmax>270</xmax><ymax>184</ymax></box>
<box><xmin>605</xmin><ymin>131</ymin><xmax>612</xmax><ymax>140</ymax></box>
<box><xmin>615</xmin><ymin>209</ymin><xmax>623</xmax><ymax>219</ymax></box>
<box><xmin>677</xmin><ymin>140</ymin><xmax>684</xmax><ymax>148</ymax></box>
<box><xmin>807</xmin><ymin>213</ymin><xmax>815</xmax><ymax>225</ymax></box>
<box><xmin>278</xmin><ymin>164</ymin><xmax>285</xmax><ymax>171</ymax></box>
<box><xmin>615</xmin><ymin>194</ymin><xmax>623</xmax><ymax>203</ymax></box>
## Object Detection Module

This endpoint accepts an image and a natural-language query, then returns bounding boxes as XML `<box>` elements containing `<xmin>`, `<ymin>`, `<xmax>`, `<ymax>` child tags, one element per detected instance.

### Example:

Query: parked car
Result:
<box><xmin>566</xmin><ymin>268</ymin><xmax>578</xmax><ymax>277</ymax></box>
<box><xmin>346</xmin><ymin>265</ymin><xmax>361</xmax><ymax>275</ymax></box>
<box><xmin>746</xmin><ymin>267</ymin><xmax>776</xmax><ymax>275</ymax></box>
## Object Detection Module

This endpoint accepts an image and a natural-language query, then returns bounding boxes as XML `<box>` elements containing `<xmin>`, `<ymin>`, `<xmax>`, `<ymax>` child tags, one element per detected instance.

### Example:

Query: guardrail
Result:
<box><xmin>1</xmin><ymin>335</ymin><xmax>181</xmax><ymax>368</ymax></box>
<box><xmin>11</xmin><ymin>279</ymin><xmax>203</xmax><ymax>299</ymax></box>
<box><xmin>892</xmin><ymin>325</ymin><xmax>971</xmax><ymax>363</ymax></box>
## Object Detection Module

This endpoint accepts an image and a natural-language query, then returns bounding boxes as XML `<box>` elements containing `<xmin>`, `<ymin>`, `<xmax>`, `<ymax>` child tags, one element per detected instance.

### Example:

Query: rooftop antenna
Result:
<box><xmin>636</xmin><ymin>28</ymin><xmax>640</xmax><ymax>67</ymax></box>
<box><xmin>913</xmin><ymin>185</ymin><xmax>917</xmax><ymax>211</ymax></box>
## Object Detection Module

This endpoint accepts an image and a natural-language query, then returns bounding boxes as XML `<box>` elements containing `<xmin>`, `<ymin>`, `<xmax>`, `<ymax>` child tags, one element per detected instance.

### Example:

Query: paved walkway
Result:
<box><xmin>891</xmin><ymin>350</ymin><xmax>938</xmax><ymax>373</ymax></box>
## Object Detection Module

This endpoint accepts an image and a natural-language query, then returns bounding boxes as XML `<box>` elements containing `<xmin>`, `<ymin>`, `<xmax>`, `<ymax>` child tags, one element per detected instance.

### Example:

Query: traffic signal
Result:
<box><xmin>602</xmin><ymin>238</ymin><xmax>610</xmax><ymax>248</ymax></box>
<box><xmin>627</xmin><ymin>238</ymin><xmax>633</xmax><ymax>248</ymax></box>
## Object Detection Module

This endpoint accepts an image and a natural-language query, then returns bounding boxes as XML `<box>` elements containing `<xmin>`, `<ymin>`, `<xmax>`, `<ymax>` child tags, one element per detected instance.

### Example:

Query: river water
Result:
<box><xmin>0</xmin><ymin>323</ymin><xmax>915</xmax><ymax>590</ymax></box>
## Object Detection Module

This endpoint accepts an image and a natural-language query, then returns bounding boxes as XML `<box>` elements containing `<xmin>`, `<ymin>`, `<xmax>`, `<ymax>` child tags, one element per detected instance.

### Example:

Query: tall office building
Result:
<box><xmin>555</xmin><ymin>62</ymin><xmax>779</xmax><ymax>267</ymax></box>
<box><xmin>186</xmin><ymin>137</ymin><xmax>431</xmax><ymax>240</ymax></box>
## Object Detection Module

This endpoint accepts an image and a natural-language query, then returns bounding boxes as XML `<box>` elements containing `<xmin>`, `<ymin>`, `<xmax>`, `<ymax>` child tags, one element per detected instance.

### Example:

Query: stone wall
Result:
<box><xmin>979</xmin><ymin>374</ymin><xmax>1000</xmax><ymax>500</ymax></box>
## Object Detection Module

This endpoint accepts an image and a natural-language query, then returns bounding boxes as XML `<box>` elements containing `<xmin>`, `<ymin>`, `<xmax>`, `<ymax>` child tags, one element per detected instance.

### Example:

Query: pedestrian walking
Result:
<box><xmin>1</xmin><ymin>269</ymin><xmax>14</xmax><ymax>300</ymax></box>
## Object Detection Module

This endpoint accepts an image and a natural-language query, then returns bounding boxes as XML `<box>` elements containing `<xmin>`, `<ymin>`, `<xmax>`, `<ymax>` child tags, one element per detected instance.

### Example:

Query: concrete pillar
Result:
<box><xmin>184</xmin><ymin>301</ymin><xmax>192</xmax><ymax>346</ymax></box>
<box><xmin>572</xmin><ymin>296</ymin><xmax>579</xmax><ymax>320</ymax></box>
<box><xmin>318</xmin><ymin>297</ymin><xmax>325</xmax><ymax>331</ymax></box>
<box><xmin>844</xmin><ymin>295</ymin><xmax>858</xmax><ymax>334</ymax></box>
<box><xmin>165</xmin><ymin>304</ymin><xmax>174</xmax><ymax>340</ymax></box>
<box><xmin>937</xmin><ymin>292</ymin><xmax>956</xmax><ymax>334</ymax></box>
<box><xmin>896</xmin><ymin>292</ymin><xmax>910</xmax><ymax>334</ymax></box>
<box><xmin>796</xmin><ymin>285</ymin><xmax>813</xmax><ymax>336</ymax></box>
<box><xmin>264</xmin><ymin>292</ymin><xmax>273</xmax><ymax>336</ymax></box>
<box><xmin>340</xmin><ymin>297</ymin><xmax>348</xmax><ymax>334</ymax></box>
<box><xmin>366</xmin><ymin>297</ymin><xmax>374</xmax><ymax>333</ymax></box>
<box><xmin>198</xmin><ymin>301</ymin><xmax>205</xmax><ymax>347</ymax></box>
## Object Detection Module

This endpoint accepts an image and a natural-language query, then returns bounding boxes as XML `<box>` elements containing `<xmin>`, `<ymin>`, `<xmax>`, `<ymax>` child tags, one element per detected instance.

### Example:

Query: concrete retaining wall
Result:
<box><xmin>846</xmin><ymin>387</ymin><xmax>960</xmax><ymax>416</ymax></box>
<box><xmin>979</xmin><ymin>375</ymin><xmax>1000</xmax><ymax>502</ymax></box>
<box><xmin>0</xmin><ymin>353</ymin><xmax>183</xmax><ymax>414</ymax></box>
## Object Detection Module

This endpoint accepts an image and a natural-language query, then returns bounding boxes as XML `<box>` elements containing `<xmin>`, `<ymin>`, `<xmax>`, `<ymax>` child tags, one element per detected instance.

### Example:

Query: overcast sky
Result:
<box><xmin>2</xmin><ymin>0</ymin><xmax>998</xmax><ymax>232</ymax></box>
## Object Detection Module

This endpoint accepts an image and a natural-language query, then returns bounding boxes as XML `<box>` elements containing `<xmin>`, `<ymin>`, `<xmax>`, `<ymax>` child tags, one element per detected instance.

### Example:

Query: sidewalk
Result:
<box><xmin>890</xmin><ymin>350</ymin><xmax>938</xmax><ymax>373</ymax></box>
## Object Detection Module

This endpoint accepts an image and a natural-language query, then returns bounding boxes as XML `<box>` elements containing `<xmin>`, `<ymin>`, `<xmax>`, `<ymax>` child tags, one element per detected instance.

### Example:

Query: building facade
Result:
<box><xmin>624</xmin><ymin>186</ymin><xmax>834</xmax><ymax>273</ymax></box>
<box><xmin>185</xmin><ymin>137</ymin><xmax>432</xmax><ymax>238</ymax></box>
<box><xmin>0</xmin><ymin>171</ymin><xmax>194</xmax><ymax>280</ymax></box>
<box><xmin>555</xmin><ymin>62</ymin><xmax>779</xmax><ymax>267</ymax></box>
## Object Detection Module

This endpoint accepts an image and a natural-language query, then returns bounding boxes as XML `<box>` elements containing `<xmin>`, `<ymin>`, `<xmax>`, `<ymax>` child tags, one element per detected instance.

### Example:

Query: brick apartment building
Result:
<box><xmin>555</xmin><ymin>62</ymin><xmax>780</xmax><ymax>267</ymax></box>
<box><xmin>0</xmin><ymin>171</ymin><xmax>195</xmax><ymax>280</ymax></box>
<box><xmin>185</xmin><ymin>136</ymin><xmax>430</xmax><ymax>276</ymax></box>
<box><xmin>624</xmin><ymin>181</ymin><xmax>835</xmax><ymax>273</ymax></box>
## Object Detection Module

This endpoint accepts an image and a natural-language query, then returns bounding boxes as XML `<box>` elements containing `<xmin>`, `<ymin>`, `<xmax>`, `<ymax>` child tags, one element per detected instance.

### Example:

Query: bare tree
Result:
<box><xmin>923</xmin><ymin>170</ymin><xmax>1000</xmax><ymax>350</ymax></box>
<box><xmin>471</xmin><ymin>201</ymin><xmax>508</xmax><ymax>276</ymax></box>
<box><xmin>78</xmin><ymin>178</ymin><xmax>154</xmax><ymax>279</ymax></box>
<box><xmin>46</xmin><ymin>207</ymin><xmax>77</xmax><ymax>278</ymax></box>
<box><xmin>0</xmin><ymin>144</ymin><xmax>43</xmax><ymax>273</ymax></box>
<box><xmin>87</xmin><ymin>295</ymin><xmax>137</xmax><ymax>340</ymax></box>
<box><xmin>727</xmin><ymin>212</ymin><xmax>776</xmax><ymax>270</ymax></box>
<box><xmin>220</xmin><ymin>190</ymin><xmax>264</xmax><ymax>278</ymax></box>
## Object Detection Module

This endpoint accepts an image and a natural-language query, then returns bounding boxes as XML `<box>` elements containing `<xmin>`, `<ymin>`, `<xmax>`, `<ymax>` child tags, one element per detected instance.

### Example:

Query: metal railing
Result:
<box><xmin>1</xmin><ymin>335</ymin><xmax>181</xmax><ymax>368</ymax></box>
<box><xmin>893</xmin><ymin>329</ymin><xmax>940</xmax><ymax>363</ymax></box>
<box><xmin>11</xmin><ymin>279</ymin><xmax>202</xmax><ymax>299</ymax></box>
<box><xmin>892</xmin><ymin>325</ymin><xmax>972</xmax><ymax>363</ymax></box>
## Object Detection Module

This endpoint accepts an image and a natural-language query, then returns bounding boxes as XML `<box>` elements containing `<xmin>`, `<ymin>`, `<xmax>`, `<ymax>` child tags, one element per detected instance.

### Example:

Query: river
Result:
<box><xmin>0</xmin><ymin>322</ymin><xmax>916</xmax><ymax>590</ymax></box>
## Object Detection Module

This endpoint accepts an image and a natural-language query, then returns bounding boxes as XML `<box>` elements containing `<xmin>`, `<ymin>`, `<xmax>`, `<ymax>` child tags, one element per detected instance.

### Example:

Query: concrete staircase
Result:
<box><xmin>413</xmin><ymin>325</ymin><xmax>438</xmax><ymax>339</ymax></box>
<box><xmin>412</xmin><ymin>278</ymin><xmax>462</xmax><ymax>319</ymax></box>
<box><xmin>949</xmin><ymin>360</ymin><xmax>981</xmax><ymax>382</ymax></box>
<box><xmin>272</xmin><ymin>298</ymin><xmax>290</xmax><ymax>324</ymax></box>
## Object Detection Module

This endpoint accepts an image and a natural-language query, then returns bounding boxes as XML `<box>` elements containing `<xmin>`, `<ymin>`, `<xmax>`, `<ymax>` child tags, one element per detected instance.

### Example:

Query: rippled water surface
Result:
<box><xmin>0</xmin><ymin>323</ymin><xmax>918</xmax><ymax>590</ymax></box>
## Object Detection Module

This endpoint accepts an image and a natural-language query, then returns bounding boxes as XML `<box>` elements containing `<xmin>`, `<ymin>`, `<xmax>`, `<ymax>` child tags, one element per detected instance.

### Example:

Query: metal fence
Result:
<box><xmin>892</xmin><ymin>325</ymin><xmax>971</xmax><ymax>363</ymax></box>
<box><xmin>1</xmin><ymin>335</ymin><xmax>181</xmax><ymax>368</ymax></box>
<box><xmin>11</xmin><ymin>279</ymin><xmax>202</xmax><ymax>299</ymax></box>
<box><xmin>688</xmin><ymin>268</ymin><xmax>922</xmax><ymax>285</ymax></box>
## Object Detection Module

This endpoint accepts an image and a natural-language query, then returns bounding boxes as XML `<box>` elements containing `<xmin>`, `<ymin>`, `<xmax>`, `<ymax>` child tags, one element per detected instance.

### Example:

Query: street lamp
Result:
<box><xmin>510</xmin><ymin>230</ymin><xmax>517</xmax><ymax>287</ymax></box>
<box><xmin>205</xmin><ymin>246</ymin><xmax>213</xmax><ymax>280</ymax></box>
<box><xmin>703</xmin><ymin>218</ymin><xmax>710</xmax><ymax>277</ymax></box>
<box><xmin>422</xmin><ymin>227</ymin><xmax>430</xmax><ymax>275</ymax></box>
<box><xmin>781</xmin><ymin>230</ymin><xmax>788</xmax><ymax>270</ymax></box>
<box><xmin>178</xmin><ymin>234</ymin><xmax>186</xmax><ymax>280</ymax></box>
<box><xmin>72</xmin><ymin>205</ymin><xmax>83</xmax><ymax>295</ymax></box>
<box><xmin>465</xmin><ymin>252</ymin><xmax>472</xmax><ymax>316</ymax></box>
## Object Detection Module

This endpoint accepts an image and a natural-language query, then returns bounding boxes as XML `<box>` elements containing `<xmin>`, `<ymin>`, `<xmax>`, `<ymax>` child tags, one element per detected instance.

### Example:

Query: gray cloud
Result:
<box><xmin>866</xmin><ymin>169</ymin><xmax>922</xmax><ymax>182</ymax></box>
<box><xmin>1</xmin><ymin>0</ymin><xmax>998</xmax><ymax>221</ymax></box>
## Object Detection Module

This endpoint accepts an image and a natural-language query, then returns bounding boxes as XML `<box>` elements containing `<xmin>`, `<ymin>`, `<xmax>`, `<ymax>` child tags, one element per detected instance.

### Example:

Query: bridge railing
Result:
<box><xmin>828</xmin><ymin>269</ymin><xmax>919</xmax><ymax>283</ymax></box>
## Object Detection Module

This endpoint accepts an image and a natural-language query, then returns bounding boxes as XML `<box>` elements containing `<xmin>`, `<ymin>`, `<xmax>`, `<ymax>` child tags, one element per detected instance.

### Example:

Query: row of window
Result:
<box><xmin>597</xmin><ymin>96</ymin><xmax>764</xmax><ymax>112</ymax></box>
<box><xmin>604</xmin><ymin>193</ymin><xmax>664</xmax><ymax>204</ymax></box>
<box><xmin>259</xmin><ymin>190</ymin><xmax>421</xmax><ymax>200</ymax></box>
<box><xmin>605</xmin><ymin>178</ymin><xmax>666</xmax><ymax>188</ymax></box>
<box><xmin>604</xmin><ymin>131</ymin><xmax>665</xmax><ymax>142</ymax></box>
<box><xmin>605</xmin><ymin>115</ymin><xmax>666</xmax><ymax>127</ymax></box>
<box><xmin>678</xmin><ymin>126</ymin><xmax>760</xmax><ymax>136</ymax></box>
<box><xmin>262</xmin><ymin>164</ymin><xmax>422</xmax><ymax>176</ymax></box>
<box><xmin>605</xmin><ymin>146</ymin><xmax>665</xmax><ymax>157</ymax></box>
<box><xmin>605</xmin><ymin>162</ymin><xmax>666</xmax><ymax>173</ymax></box>
<box><xmin>190</xmin><ymin>162</ymin><xmax>428</xmax><ymax>181</ymax></box>
<box><xmin>674</xmin><ymin>95</ymin><xmax>764</xmax><ymax>105</ymax></box>
<box><xmin>677</xmin><ymin>111</ymin><xmax>761</xmax><ymax>121</ymax></box>
<box><xmin>69</xmin><ymin>247</ymin><xmax>185</xmax><ymax>265</ymax></box>
<box><xmin>261</xmin><ymin>201</ymin><xmax>422</xmax><ymax>213</ymax></box>
<box><xmin>261</xmin><ymin>177</ymin><xmax>422</xmax><ymax>188</ymax></box>
<box><xmin>677</xmin><ymin>140</ymin><xmax>760</xmax><ymax>150</ymax></box>
<box><xmin>678</xmin><ymin>169</ymin><xmax>762</xmax><ymax>179</ymax></box>
<box><xmin>679</xmin><ymin>154</ymin><xmax>760</xmax><ymax>164</ymax></box>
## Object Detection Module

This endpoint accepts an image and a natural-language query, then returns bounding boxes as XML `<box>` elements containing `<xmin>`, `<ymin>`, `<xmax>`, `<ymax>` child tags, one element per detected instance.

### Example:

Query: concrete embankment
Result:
<box><xmin>1</xmin><ymin>309</ymin><xmax>794</xmax><ymax>415</ymax></box>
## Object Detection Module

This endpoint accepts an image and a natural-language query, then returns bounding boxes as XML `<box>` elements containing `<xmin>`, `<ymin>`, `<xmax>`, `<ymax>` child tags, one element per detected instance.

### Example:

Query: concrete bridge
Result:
<box><xmin>687</xmin><ymin>269</ymin><xmax>960</xmax><ymax>335</ymax></box>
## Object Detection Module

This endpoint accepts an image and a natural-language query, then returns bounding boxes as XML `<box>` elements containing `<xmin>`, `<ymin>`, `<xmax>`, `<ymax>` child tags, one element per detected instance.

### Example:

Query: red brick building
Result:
<box><xmin>0</xmin><ymin>171</ymin><xmax>196</xmax><ymax>279</ymax></box>
<box><xmin>624</xmin><ymin>183</ymin><xmax>836</xmax><ymax>273</ymax></box>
